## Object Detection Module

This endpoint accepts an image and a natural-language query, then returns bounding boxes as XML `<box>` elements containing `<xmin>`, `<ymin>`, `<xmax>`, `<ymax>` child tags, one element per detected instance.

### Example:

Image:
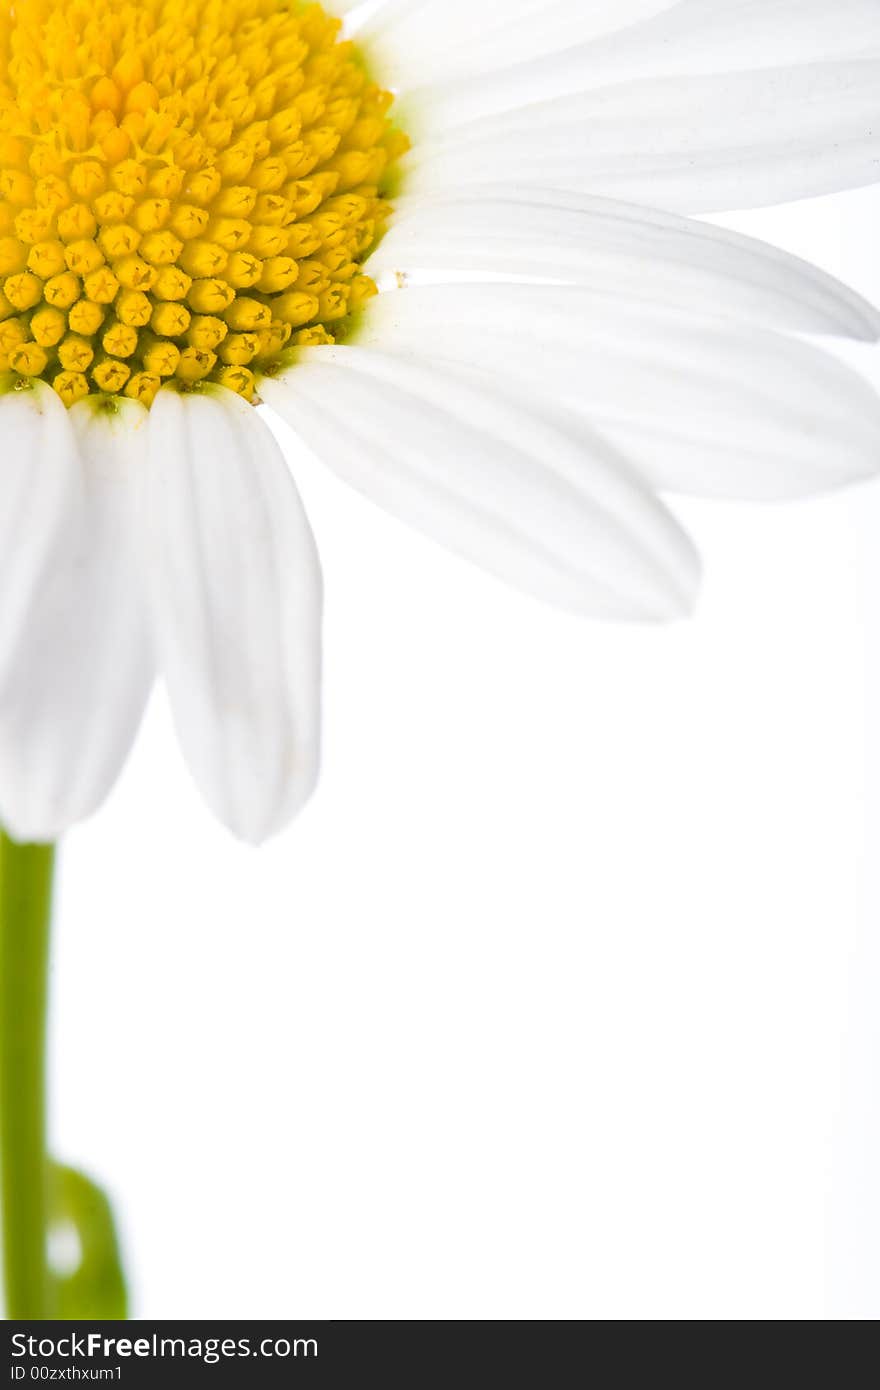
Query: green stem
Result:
<box><xmin>0</xmin><ymin>831</ymin><xmax>55</xmax><ymax>1319</ymax></box>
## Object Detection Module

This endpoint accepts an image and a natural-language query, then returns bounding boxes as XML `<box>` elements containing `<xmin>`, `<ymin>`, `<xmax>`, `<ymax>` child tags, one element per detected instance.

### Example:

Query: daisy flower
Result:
<box><xmin>1</xmin><ymin>0</ymin><xmax>879</xmax><ymax>844</ymax></box>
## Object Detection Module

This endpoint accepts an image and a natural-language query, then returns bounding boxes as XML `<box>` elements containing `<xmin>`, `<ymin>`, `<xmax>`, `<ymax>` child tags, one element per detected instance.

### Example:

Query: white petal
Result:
<box><xmin>370</xmin><ymin>191</ymin><xmax>880</xmax><ymax>340</ymax></box>
<box><xmin>144</xmin><ymin>388</ymin><xmax>322</xmax><ymax>844</ymax></box>
<box><xmin>407</xmin><ymin>60</ymin><xmax>880</xmax><ymax>212</ymax></box>
<box><xmin>0</xmin><ymin>382</ymin><xmax>80</xmax><ymax>687</ymax></box>
<box><xmin>408</xmin><ymin>0</ymin><xmax>880</xmax><ymax>128</ymax></box>
<box><xmin>0</xmin><ymin>397</ymin><xmax>153</xmax><ymax>842</ymax></box>
<box><xmin>360</xmin><ymin>0</ymin><xmax>675</xmax><ymax>88</ymax></box>
<box><xmin>358</xmin><ymin>285</ymin><xmax>880</xmax><ymax>500</ymax></box>
<box><xmin>260</xmin><ymin>346</ymin><xmax>699</xmax><ymax>621</ymax></box>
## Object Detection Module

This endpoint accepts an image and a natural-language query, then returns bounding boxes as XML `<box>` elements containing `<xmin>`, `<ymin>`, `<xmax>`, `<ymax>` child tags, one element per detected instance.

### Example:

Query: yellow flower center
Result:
<box><xmin>0</xmin><ymin>0</ymin><xmax>407</xmax><ymax>406</ymax></box>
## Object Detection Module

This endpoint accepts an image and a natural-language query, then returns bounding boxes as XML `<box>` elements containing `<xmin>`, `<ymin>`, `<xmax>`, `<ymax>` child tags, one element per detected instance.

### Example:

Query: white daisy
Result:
<box><xmin>1</xmin><ymin>0</ymin><xmax>879</xmax><ymax>844</ymax></box>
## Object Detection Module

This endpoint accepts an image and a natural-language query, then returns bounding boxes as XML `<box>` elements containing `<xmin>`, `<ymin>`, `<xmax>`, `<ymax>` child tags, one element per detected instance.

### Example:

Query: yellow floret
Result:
<box><xmin>0</xmin><ymin>0</ymin><xmax>405</xmax><ymax>404</ymax></box>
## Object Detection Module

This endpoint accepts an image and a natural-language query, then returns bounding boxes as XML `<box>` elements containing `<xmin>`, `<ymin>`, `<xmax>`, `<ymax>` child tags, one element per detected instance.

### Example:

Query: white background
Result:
<box><xmin>44</xmin><ymin>184</ymin><xmax>880</xmax><ymax>1321</ymax></box>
